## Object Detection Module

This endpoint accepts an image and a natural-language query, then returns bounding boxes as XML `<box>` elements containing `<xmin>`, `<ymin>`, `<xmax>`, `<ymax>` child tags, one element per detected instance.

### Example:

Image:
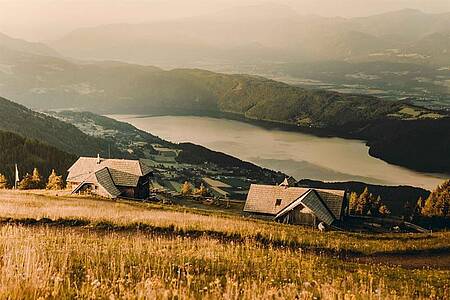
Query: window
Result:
<box><xmin>275</xmin><ymin>198</ymin><xmax>282</xmax><ymax>206</ymax></box>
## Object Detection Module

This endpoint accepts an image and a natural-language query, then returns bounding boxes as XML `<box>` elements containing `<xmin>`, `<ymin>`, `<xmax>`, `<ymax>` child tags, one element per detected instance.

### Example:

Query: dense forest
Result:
<box><xmin>0</xmin><ymin>130</ymin><xmax>76</xmax><ymax>185</ymax></box>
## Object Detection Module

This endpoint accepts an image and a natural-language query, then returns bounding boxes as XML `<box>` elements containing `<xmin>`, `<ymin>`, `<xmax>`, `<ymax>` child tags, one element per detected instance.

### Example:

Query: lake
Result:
<box><xmin>111</xmin><ymin>115</ymin><xmax>446</xmax><ymax>190</ymax></box>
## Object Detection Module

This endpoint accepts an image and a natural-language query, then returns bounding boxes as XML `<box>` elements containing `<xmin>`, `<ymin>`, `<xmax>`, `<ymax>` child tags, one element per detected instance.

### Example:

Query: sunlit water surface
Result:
<box><xmin>110</xmin><ymin>115</ymin><xmax>446</xmax><ymax>190</ymax></box>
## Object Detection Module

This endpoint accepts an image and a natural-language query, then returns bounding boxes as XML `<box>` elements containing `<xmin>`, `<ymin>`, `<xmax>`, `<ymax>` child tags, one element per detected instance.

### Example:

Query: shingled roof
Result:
<box><xmin>244</xmin><ymin>184</ymin><xmax>346</xmax><ymax>224</ymax></box>
<box><xmin>67</xmin><ymin>157</ymin><xmax>151</xmax><ymax>187</ymax></box>
<box><xmin>95</xmin><ymin>168</ymin><xmax>121</xmax><ymax>198</ymax></box>
<box><xmin>244</xmin><ymin>184</ymin><xmax>310</xmax><ymax>215</ymax></box>
<box><xmin>71</xmin><ymin>167</ymin><xmax>121</xmax><ymax>198</ymax></box>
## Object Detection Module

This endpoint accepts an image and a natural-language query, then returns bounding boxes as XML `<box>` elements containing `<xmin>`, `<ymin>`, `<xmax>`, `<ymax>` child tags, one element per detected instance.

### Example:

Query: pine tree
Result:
<box><xmin>379</xmin><ymin>204</ymin><xmax>391</xmax><ymax>216</ymax></box>
<box><xmin>356</xmin><ymin>187</ymin><xmax>371</xmax><ymax>215</ymax></box>
<box><xmin>0</xmin><ymin>173</ymin><xmax>8</xmax><ymax>189</ymax></box>
<box><xmin>46</xmin><ymin>169</ymin><xmax>64</xmax><ymax>190</ymax></box>
<box><xmin>31</xmin><ymin>168</ymin><xmax>44</xmax><ymax>189</ymax></box>
<box><xmin>349</xmin><ymin>191</ymin><xmax>358</xmax><ymax>215</ymax></box>
<box><xmin>19</xmin><ymin>173</ymin><xmax>33</xmax><ymax>190</ymax></box>
<box><xmin>181</xmin><ymin>181</ymin><xmax>192</xmax><ymax>196</ymax></box>
<box><xmin>194</xmin><ymin>183</ymin><xmax>208</xmax><ymax>197</ymax></box>
<box><xmin>422</xmin><ymin>180</ymin><xmax>450</xmax><ymax>217</ymax></box>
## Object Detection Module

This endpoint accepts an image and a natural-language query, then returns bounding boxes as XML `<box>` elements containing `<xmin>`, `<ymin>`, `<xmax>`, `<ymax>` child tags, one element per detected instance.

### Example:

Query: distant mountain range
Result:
<box><xmin>48</xmin><ymin>5</ymin><xmax>450</xmax><ymax>66</ymax></box>
<box><xmin>0</xmin><ymin>40</ymin><xmax>436</xmax><ymax>127</ymax></box>
<box><xmin>0</xmin><ymin>28</ymin><xmax>449</xmax><ymax>174</ymax></box>
<box><xmin>0</xmin><ymin>32</ymin><xmax>60</xmax><ymax>57</ymax></box>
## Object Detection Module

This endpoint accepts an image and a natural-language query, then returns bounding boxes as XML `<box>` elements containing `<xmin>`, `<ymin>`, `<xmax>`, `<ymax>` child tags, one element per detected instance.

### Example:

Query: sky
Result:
<box><xmin>0</xmin><ymin>0</ymin><xmax>449</xmax><ymax>41</ymax></box>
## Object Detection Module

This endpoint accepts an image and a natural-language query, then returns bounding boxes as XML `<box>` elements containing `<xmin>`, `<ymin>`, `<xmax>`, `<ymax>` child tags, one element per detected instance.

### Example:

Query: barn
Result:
<box><xmin>243</xmin><ymin>180</ymin><xmax>348</xmax><ymax>227</ymax></box>
<box><xmin>67</xmin><ymin>156</ymin><xmax>152</xmax><ymax>199</ymax></box>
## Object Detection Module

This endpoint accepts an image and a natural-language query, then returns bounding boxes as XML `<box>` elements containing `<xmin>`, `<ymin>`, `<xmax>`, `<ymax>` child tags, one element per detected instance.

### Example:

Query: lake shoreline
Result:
<box><xmin>112</xmin><ymin>114</ymin><xmax>446</xmax><ymax>190</ymax></box>
<box><xmin>131</xmin><ymin>109</ymin><xmax>450</xmax><ymax>176</ymax></box>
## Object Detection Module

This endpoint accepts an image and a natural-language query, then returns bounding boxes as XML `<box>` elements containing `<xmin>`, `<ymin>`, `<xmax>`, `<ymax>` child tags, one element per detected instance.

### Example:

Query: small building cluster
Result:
<box><xmin>66</xmin><ymin>156</ymin><xmax>348</xmax><ymax>228</ymax></box>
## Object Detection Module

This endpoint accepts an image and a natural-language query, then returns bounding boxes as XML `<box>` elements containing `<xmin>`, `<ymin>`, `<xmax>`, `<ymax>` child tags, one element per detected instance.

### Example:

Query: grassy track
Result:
<box><xmin>0</xmin><ymin>190</ymin><xmax>449</xmax><ymax>299</ymax></box>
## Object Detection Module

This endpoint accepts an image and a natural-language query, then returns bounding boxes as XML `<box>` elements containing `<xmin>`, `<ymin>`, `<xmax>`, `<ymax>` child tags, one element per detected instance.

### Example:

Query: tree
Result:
<box><xmin>31</xmin><ymin>168</ymin><xmax>44</xmax><ymax>189</ymax></box>
<box><xmin>19</xmin><ymin>168</ymin><xmax>45</xmax><ymax>190</ymax></box>
<box><xmin>0</xmin><ymin>173</ymin><xmax>8</xmax><ymax>189</ymax></box>
<box><xmin>46</xmin><ymin>169</ymin><xmax>64</xmax><ymax>190</ymax></box>
<box><xmin>349</xmin><ymin>192</ymin><xmax>358</xmax><ymax>215</ymax></box>
<box><xmin>181</xmin><ymin>181</ymin><xmax>192</xmax><ymax>196</ymax></box>
<box><xmin>194</xmin><ymin>183</ymin><xmax>208</xmax><ymax>197</ymax></box>
<box><xmin>356</xmin><ymin>187</ymin><xmax>371</xmax><ymax>215</ymax></box>
<box><xmin>19</xmin><ymin>173</ymin><xmax>33</xmax><ymax>190</ymax></box>
<box><xmin>422</xmin><ymin>180</ymin><xmax>450</xmax><ymax>217</ymax></box>
<box><xmin>379</xmin><ymin>204</ymin><xmax>391</xmax><ymax>216</ymax></box>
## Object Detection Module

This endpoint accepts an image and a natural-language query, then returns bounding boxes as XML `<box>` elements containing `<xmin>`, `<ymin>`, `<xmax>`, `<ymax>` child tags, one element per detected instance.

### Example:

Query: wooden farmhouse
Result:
<box><xmin>67</xmin><ymin>156</ymin><xmax>152</xmax><ymax>199</ymax></box>
<box><xmin>244</xmin><ymin>180</ymin><xmax>348</xmax><ymax>227</ymax></box>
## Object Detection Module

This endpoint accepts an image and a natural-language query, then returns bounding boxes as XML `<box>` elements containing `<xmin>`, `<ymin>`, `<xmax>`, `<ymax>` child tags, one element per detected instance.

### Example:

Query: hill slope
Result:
<box><xmin>0</xmin><ymin>96</ymin><xmax>122</xmax><ymax>158</ymax></box>
<box><xmin>0</xmin><ymin>32</ymin><xmax>60</xmax><ymax>57</ymax></box>
<box><xmin>0</xmin><ymin>46</ymin><xmax>416</xmax><ymax>127</ymax></box>
<box><xmin>0</xmin><ymin>130</ymin><xmax>76</xmax><ymax>184</ymax></box>
<box><xmin>0</xmin><ymin>45</ymin><xmax>449</xmax><ymax>173</ymax></box>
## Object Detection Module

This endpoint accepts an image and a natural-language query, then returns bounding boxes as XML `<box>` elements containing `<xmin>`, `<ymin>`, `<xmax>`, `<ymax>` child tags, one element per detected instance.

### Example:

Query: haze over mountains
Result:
<box><xmin>0</xmin><ymin>4</ymin><xmax>449</xmax><ymax>176</ymax></box>
<box><xmin>49</xmin><ymin>5</ymin><xmax>450</xmax><ymax>66</ymax></box>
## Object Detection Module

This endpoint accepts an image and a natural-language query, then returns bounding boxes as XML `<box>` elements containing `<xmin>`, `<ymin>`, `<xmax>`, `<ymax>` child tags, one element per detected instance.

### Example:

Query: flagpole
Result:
<box><xmin>14</xmin><ymin>164</ymin><xmax>19</xmax><ymax>190</ymax></box>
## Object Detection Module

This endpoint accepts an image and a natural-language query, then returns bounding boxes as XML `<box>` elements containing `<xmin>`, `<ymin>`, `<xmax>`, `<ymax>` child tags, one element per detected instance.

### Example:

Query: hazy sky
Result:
<box><xmin>1</xmin><ymin>0</ymin><xmax>449</xmax><ymax>41</ymax></box>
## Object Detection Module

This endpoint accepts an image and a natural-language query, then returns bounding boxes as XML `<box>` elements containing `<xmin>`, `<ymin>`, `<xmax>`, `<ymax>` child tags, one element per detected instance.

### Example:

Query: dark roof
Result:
<box><xmin>109</xmin><ymin>168</ymin><xmax>140</xmax><ymax>187</ymax></box>
<box><xmin>95</xmin><ymin>168</ymin><xmax>121</xmax><ymax>198</ymax></box>
<box><xmin>315</xmin><ymin>190</ymin><xmax>345</xmax><ymax>219</ymax></box>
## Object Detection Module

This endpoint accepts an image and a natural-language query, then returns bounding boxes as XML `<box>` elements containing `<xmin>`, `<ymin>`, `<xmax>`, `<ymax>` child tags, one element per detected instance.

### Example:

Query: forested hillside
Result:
<box><xmin>0</xmin><ymin>96</ymin><xmax>122</xmax><ymax>157</ymax></box>
<box><xmin>0</xmin><ymin>130</ymin><xmax>75</xmax><ymax>185</ymax></box>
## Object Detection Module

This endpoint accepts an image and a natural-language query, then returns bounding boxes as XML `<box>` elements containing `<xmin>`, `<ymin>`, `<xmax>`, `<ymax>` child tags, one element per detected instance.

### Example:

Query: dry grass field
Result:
<box><xmin>0</xmin><ymin>190</ymin><xmax>449</xmax><ymax>299</ymax></box>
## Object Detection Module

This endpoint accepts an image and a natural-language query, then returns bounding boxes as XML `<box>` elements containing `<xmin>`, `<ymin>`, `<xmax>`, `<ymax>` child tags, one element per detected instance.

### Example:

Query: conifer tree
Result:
<box><xmin>46</xmin><ymin>169</ymin><xmax>64</xmax><ymax>190</ymax></box>
<box><xmin>379</xmin><ymin>204</ymin><xmax>391</xmax><ymax>216</ymax></box>
<box><xmin>349</xmin><ymin>191</ymin><xmax>358</xmax><ymax>215</ymax></box>
<box><xmin>0</xmin><ymin>173</ymin><xmax>8</xmax><ymax>189</ymax></box>
<box><xmin>422</xmin><ymin>180</ymin><xmax>450</xmax><ymax>217</ymax></box>
<box><xmin>194</xmin><ymin>183</ymin><xmax>208</xmax><ymax>197</ymax></box>
<box><xmin>19</xmin><ymin>173</ymin><xmax>33</xmax><ymax>190</ymax></box>
<box><xmin>31</xmin><ymin>168</ymin><xmax>44</xmax><ymax>189</ymax></box>
<box><xmin>181</xmin><ymin>181</ymin><xmax>192</xmax><ymax>196</ymax></box>
<box><xmin>356</xmin><ymin>187</ymin><xmax>371</xmax><ymax>215</ymax></box>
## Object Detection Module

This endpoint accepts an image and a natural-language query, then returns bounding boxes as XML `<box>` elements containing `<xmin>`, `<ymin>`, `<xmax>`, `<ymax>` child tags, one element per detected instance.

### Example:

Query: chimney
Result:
<box><xmin>96</xmin><ymin>154</ymin><xmax>101</xmax><ymax>164</ymax></box>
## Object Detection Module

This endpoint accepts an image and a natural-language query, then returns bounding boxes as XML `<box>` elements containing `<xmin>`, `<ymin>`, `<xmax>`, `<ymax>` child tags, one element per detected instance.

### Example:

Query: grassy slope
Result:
<box><xmin>0</xmin><ymin>190</ymin><xmax>449</xmax><ymax>299</ymax></box>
